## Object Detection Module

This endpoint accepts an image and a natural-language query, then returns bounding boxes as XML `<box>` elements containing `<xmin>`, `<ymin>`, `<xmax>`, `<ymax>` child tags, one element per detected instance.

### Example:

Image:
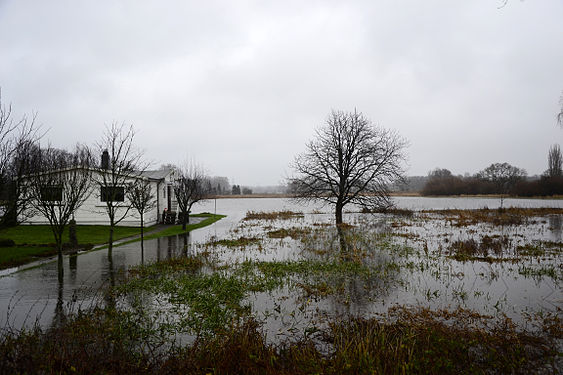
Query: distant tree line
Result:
<box><xmin>422</xmin><ymin>145</ymin><xmax>563</xmax><ymax>198</ymax></box>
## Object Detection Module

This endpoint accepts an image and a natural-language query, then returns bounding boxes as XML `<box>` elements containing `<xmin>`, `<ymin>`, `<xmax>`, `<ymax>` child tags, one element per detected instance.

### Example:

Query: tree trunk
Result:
<box><xmin>337</xmin><ymin>225</ymin><xmax>349</xmax><ymax>259</ymax></box>
<box><xmin>335</xmin><ymin>203</ymin><xmax>343</xmax><ymax>225</ymax></box>
<box><xmin>182</xmin><ymin>213</ymin><xmax>187</xmax><ymax>231</ymax></box>
<box><xmin>57</xmin><ymin>242</ymin><xmax>64</xmax><ymax>283</ymax></box>
<box><xmin>140</xmin><ymin>214</ymin><xmax>145</xmax><ymax>263</ymax></box>
<box><xmin>68</xmin><ymin>219</ymin><xmax>78</xmax><ymax>249</ymax></box>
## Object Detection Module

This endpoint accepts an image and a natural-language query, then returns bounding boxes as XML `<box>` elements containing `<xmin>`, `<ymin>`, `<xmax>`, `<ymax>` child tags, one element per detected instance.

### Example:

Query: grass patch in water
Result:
<box><xmin>119</xmin><ymin>252</ymin><xmax>398</xmax><ymax>336</ymax></box>
<box><xmin>119</xmin><ymin>256</ymin><xmax>250</xmax><ymax>336</ymax></box>
<box><xmin>517</xmin><ymin>240</ymin><xmax>562</xmax><ymax>257</ymax></box>
<box><xmin>518</xmin><ymin>264</ymin><xmax>561</xmax><ymax>281</ymax></box>
<box><xmin>424</xmin><ymin>207</ymin><xmax>563</xmax><ymax>227</ymax></box>
<box><xmin>267</xmin><ymin>227</ymin><xmax>312</xmax><ymax>240</ymax></box>
<box><xmin>210</xmin><ymin>236</ymin><xmax>261</xmax><ymax>247</ymax></box>
<box><xmin>244</xmin><ymin>210</ymin><xmax>304</xmax><ymax>221</ymax></box>
<box><xmin>448</xmin><ymin>235</ymin><xmax>513</xmax><ymax>262</ymax></box>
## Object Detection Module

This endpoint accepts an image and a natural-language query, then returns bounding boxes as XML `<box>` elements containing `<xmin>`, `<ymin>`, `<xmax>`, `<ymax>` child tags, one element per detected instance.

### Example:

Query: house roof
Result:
<box><xmin>21</xmin><ymin>167</ymin><xmax>176</xmax><ymax>182</ymax></box>
<box><xmin>140</xmin><ymin>168</ymin><xmax>175</xmax><ymax>181</ymax></box>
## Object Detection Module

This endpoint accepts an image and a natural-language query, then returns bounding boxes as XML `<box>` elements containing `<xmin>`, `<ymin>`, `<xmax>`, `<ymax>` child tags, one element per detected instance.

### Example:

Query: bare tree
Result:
<box><xmin>478</xmin><ymin>162</ymin><xmax>527</xmax><ymax>208</ymax></box>
<box><xmin>173</xmin><ymin>161</ymin><xmax>210</xmax><ymax>230</ymax></box>
<box><xmin>24</xmin><ymin>144</ymin><xmax>93</xmax><ymax>280</ymax></box>
<box><xmin>126</xmin><ymin>178</ymin><xmax>156</xmax><ymax>245</ymax></box>
<box><xmin>547</xmin><ymin>144</ymin><xmax>562</xmax><ymax>178</ymax></box>
<box><xmin>0</xmin><ymin>90</ymin><xmax>41</xmax><ymax>226</ymax></box>
<box><xmin>96</xmin><ymin>123</ymin><xmax>146</xmax><ymax>252</ymax></box>
<box><xmin>289</xmin><ymin>110</ymin><xmax>407</xmax><ymax>225</ymax></box>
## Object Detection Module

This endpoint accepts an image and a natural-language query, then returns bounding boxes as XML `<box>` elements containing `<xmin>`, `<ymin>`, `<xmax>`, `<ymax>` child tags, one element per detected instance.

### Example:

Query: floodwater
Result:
<box><xmin>0</xmin><ymin>196</ymin><xmax>561</xmax><ymax>333</ymax></box>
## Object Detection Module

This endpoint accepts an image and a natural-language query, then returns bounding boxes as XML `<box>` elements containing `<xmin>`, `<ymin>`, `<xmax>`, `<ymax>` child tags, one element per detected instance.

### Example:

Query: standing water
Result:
<box><xmin>0</xmin><ymin>196</ymin><xmax>561</xmax><ymax>331</ymax></box>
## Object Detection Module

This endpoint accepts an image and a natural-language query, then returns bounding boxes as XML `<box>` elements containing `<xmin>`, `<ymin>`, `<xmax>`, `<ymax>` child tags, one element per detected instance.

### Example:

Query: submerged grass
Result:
<box><xmin>267</xmin><ymin>227</ymin><xmax>312</xmax><ymax>240</ymax></box>
<box><xmin>119</xmin><ymin>255</ymin><xmax>251</xmax><ymax>336</ymax></box>
<box><xmin>448</xmin><ymin>235</ymin><xmax>512</xmax><ymax>262</ymax></box>
<box><xmin>424</xmin><ymin>207</ymin><xmax>563</xmax><ymax>227</ymax></box>
<box><xmin>210</xmin><ymin>236</ymin><xmax>262</xmax><ymax>247</ymax></box>
<box><xmin>244</xmin><ymin>210</ymin><xmax>304</xmax><ymax>221</ymax></box>
<box><xmin>517</xmin><ymin>240</ymin><xmax>562</xmax><ymax>257</ymax></box>
<box><xmin>119</xmin><ymin>254</ymin><xmax>390</xmax><ymax>336</ymax></box>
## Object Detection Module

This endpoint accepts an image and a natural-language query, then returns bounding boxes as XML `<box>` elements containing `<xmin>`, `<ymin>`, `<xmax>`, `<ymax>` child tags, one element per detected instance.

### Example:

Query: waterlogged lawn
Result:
<box><xmin>119</xmin><ymin>253</ymin><xmax>392</xmax><ymax>336</ymax></box>
<box><xmin>0</xmin><ymin>213</ymin><xmax>225</xmax><ymax>269</ymax></box>
<box><xmin>0</xmin><ymin>224</ymin><xmax>143</xmax><ymax>269</ymax></box>
<box><xmin>0</xmin><ymin>224</ymin><xmax>142</xmax><ymax>245</ymax></box>
<box><xmin>0</xmin><ymin>245</ymin><xmax>57</xmax><ymax>268</ymax></box>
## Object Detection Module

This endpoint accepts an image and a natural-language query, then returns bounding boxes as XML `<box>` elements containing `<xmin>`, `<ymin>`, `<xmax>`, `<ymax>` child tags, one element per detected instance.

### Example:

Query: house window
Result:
<box><xmin>100</xmin><ymin>186</ymin><xmax>125</xmax><ymax>202</ymax></box>
<box><xmin>40</xmin><ymin>186</ymin><xmax>63</xmax><ymax>202</ymax></box>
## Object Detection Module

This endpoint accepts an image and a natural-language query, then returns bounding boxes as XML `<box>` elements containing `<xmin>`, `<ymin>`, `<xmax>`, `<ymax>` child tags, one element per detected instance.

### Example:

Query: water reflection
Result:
<box><xmin>104</xmin><ymin>250</ymin><xmax>116</xmax><ymax>310</ymax></box>
<box><xmin>52</xmin><ymin>275</ymin><xmax>65</xmax><ymax>328</ymax></box>
<box><xmin>549</xmin><ymin>214</ymin><xmax>561</xmax><ymax>241</ymax></box>
<box><xmin>182</xmin><ymin>232</ymin><xmax>192</xmax><ymax>257</ymax></box>
<box><xmin>69</xmin><ymin>253</ymin><xmax>77</xmax><ymax>283</ymax></box>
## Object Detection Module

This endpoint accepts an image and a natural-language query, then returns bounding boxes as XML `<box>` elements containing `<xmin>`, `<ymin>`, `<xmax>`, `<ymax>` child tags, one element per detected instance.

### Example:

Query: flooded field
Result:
<box><xmin>116</xmin><ymin>204</ymin><xmax>562</xmax><ymax>345</ymax></box>
<box><xmin>1</xmin><ymin>197</ymin><xmax>562</xmax><ymax>373</ymax></box>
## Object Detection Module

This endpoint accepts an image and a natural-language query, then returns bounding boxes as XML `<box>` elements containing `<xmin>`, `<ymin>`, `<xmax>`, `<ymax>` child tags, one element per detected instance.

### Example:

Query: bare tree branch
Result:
<box><xmin>96</xmin><ymin>122</ymin><xmax>147</xmax><ymax>251</ymax></box>
<box><xmin>0</xmin><ymin>89</ymin><xmax>43</xmax><ymax>226</ymax></box>
<box><xmin>127</xmin><ymin>178</ymin><xmax>156</xmax><ymax>243</ymax></box>
<box><xmin>173</xmin><ymin>160</ymin><xmax>210</xmax><ymax>230</ymax></box>
<box><xmin>23</xmin><ymin>144</ymin><xmax>93</xmax><ymax>279</ymax></box>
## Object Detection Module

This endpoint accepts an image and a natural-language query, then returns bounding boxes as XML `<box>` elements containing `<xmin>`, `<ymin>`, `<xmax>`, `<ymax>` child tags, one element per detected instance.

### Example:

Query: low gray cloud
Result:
<box><xmin>1</xmin><ymin>0</ymin><xmax>561</xmax><ymax>185</ymax></box>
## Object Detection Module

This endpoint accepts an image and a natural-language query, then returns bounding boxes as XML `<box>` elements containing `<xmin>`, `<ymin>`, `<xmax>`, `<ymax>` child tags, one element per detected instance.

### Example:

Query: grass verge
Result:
<box><xmin>141</xmin><ymin>213</ymin><xmax>225</xmax><ymax>241</ymax></box>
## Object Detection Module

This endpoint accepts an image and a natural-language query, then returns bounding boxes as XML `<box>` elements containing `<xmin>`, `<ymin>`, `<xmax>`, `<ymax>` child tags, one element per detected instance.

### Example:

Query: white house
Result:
<box><xmin>22</xmin><ymin>167</ymin><xmax>179</xmax><ymax>227</ymax></box>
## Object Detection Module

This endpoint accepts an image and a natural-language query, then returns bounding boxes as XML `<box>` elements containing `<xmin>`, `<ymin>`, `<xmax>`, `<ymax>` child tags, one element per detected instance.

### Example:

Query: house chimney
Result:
<box><xmin>101</xmin><ymin>150</ymin><xmax>110</xmax><ymax>169</ymax></box>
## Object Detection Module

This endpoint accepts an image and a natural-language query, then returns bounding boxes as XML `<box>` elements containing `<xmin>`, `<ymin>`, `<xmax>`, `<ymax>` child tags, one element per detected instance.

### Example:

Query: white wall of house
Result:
<box><xmin>21</xmin><ymin>168</ymin><xmax>177</xmax><ymax>227</ymax></box>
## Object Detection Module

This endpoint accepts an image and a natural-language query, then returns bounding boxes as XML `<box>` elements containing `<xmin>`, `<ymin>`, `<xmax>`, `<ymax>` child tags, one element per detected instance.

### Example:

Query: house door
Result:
<box><xmin>167</xmin><ymin>185</ymin><xmax>172</xmax><ymax>211</ymax></box>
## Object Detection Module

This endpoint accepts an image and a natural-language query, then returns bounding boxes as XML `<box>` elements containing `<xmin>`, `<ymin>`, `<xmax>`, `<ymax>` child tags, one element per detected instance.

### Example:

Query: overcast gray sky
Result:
<box><xmin>1</xmin><ymin>0</ymin><xmax>562</xmax><ymax>186</ymax></box>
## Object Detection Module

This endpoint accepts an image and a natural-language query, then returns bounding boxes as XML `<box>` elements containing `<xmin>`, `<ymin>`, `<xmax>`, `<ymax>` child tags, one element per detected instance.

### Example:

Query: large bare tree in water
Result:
<box><xmin>290</xmin><ymin>110</ymin><xmax>407</xmax><ymax>225</ymax></box>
